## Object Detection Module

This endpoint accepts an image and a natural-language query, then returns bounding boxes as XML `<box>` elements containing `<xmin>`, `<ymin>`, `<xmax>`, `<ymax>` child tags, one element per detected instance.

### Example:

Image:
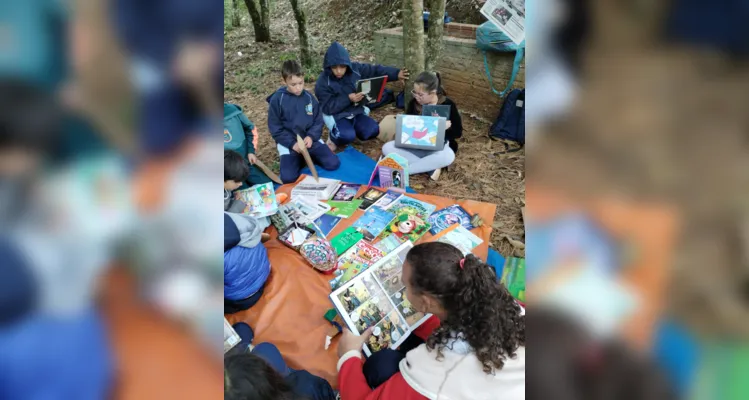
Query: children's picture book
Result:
<box><xmin>329</xmin><ymin>240</ymin><xmax>385</xmax><ymax>290</ymax></box>
<box><xmin>289</xmin><ymin>196</ymin><xmax>331</xmax><ymax>223</ymax></box>
<box><xmin>422</xmin><ymin>104</ymin><xmax>451</xmax><ymax>119</ymax></box>
<box><xmin>369</xmin><ymin>154</ymin><xmax>409</xmax><ymax>191</ymax></box>
<box><xmin>308</xmin><ymin>214</ymin><xmax>342</xmax><ymax>238</ymax></box>
<box><xmin>428</xmin><ymin>204</ymin><xmax>475</xmax><ymax>235</ymax></box>
<box><xmin>356</xmin><ymin>76</ymin><xmax>388</xmax><ymax>104</ymax></box>
<box><xmin>432</xmin><ymin>224</ymin><xmax>483</xmax><ymax>255</ymax></box>
<box><xmin>291</xmin><ymin>176</ymin><xmax>342</xmax><ymax>200</ymax></box>
<box><xmin>326</xmin><ymin>200</ymin><xmax>363</xmax><ymax>218</ymax></box>
<box><xmin>375</xmin><ymin>234</ymin><xmax>406</xmax><ymax>254</ymax></box>
<box><xmin>224</xmin><ymin>318</ymin><xmax>242</xmax><ymax>354</ymax></box>
<box><xmin>373</xmin><ymin>191</ymin><xmax>403</xmax><ymax>210</ymax></box>
<box><xmin>378</xmin><ymin>196</ymin><xmax>437</xmax><ymax>243</ymax></box>
<box><xmin>352</xmin><ymin>207</ymin><xmax>397</xmax><ymax>241</ymax></box>
<box><xmin>395</xmin><ymin>115</ymin><xmax>446</xmax><ymax>151</ymax></box>
<box><xmin>330</xmin><ymin>227</ymin><xmax>365</xmax><ymax>255</ymax></box>
<box><xmin>500</xmin><ymin>257</ymin><xmax>526</xmax><ymax>302</ymax></box>
<box><xmin>279</xmin><ymin>223</ymin><xmax>316</xmax><ymax>251</ymax></box>
<box><xmin>331</xmin><ymin>183</ymin><xmax>361</xmax><ymax>201</ymax></box>
<box><xmin>357</xmin><ymin>187</ymin><xmax>387</xmax><ymax>210</ymax></box>
<box><xmin>234</xmin><ymin>182</ymin><xmax>279</xmax><ymax>218</ymax></box>
<box><xmin>330</xmin><ymin>241</ymin><xmax>431</xmax><ymax>356</ymax></box>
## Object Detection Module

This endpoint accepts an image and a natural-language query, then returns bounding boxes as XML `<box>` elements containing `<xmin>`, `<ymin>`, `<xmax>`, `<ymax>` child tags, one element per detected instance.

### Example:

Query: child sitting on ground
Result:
<box><xmin>224</xmin><ymin>102</ymin><xmax>271</xmax><ymax>187</ymax></box>
<box><xmin>380</xmin><ymin>71</ymin><xmax>463</xmax><ymax>180</ymax></box>
<box><xmin>315</xmin><ymin>41</ymin><xmax>409</xmax><ymax>152</ymax></box>
<box><xmin>336</xmin><ymin>242</ymin><xmax>525</xmax><ymax>399</ymax></box>
<box><xmin>224</xmin><ymin>213</ymin><xmax>271</xmax><ymax>314</ymax></box>
<box><xmin>267</xmin><ymin>60</ymin><xmax>341</xmax><ymax>184</ymax></box>
<box><xmin>224</xmin><ymin>149</ymin><xmax>251</xmax><ymax>213</ymax></box>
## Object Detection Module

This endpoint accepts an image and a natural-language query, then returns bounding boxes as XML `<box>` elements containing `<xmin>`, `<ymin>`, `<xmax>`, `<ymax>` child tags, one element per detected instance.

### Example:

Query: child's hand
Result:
<box><xmin>446</xmin><ymin>120</ymin><xmax>452</xmax><ymax>129</ymax></box>
<box><xmin>337</xmin><ymin>327</ymin><xmax>373</xmax><ymax>358</ymax></box>
<box><xmin>247</xmin><ymin>154</ymin><xmax>258</xmax><ymax>164</ymax></box>
<box><xmin>349</xmin><ymin>92</ymin><xmax>365</xmax><ymax>103</ymax></box>
<box><xmin>304</xmin><ymin>136</ymin><xmax>313</xmax><ymax>148</ymax></box>
<box><xmin>398</xmin><ymin>69</ymin><xmax>410</xmax><ymax>81</ymax></box>
<box><xmin>292</xmin><ymin>142</ymin><xmax>302</xmax><ymax>153</ymax></box>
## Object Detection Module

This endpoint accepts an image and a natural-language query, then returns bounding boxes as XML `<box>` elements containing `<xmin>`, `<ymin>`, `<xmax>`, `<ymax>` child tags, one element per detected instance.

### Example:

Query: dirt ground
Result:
<box><xmin>224</xmin><ymin>0</ymin><xmax>525</xmax><ymax>256</ymax></box>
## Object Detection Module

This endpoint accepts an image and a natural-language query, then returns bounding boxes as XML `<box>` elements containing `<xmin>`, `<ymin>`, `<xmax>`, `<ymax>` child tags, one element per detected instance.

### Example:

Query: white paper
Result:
<box><xmin>480</xmin><ymin>0</ymin><xmax>525</xmax><ymax>45</ymax></box>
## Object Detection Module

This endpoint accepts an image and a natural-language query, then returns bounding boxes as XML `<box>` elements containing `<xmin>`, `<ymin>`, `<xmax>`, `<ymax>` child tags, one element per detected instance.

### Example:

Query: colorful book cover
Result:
<box><xmin>331</xmin><ymin>227</ymin><xmax>365</xmax><ymax>255</ymax></box>
<box><xmin>308</xmin><ymin>214</ymin><xmax>342</xmax><ymax>238</ymax></box>
<box><xmin>358</xmin><ymin>188</ymin><xmax>386</xmax><ymax>210</ymax></box>
<box><xmin>375</xmin><ymin>234</ymin><xmax>406</xmax><ymax>254</ymax></box>
<box><xmin>428</xmin><ymin>204</ymin><xmax>475</xmax><ymax>235</ymax></box>
<box><xmin>352</xmin><ymin>207</ymin><xmax>397</xmax><ymax>241</ymax></box>
<box><xmin>379</xmin><ymin>212</ymin><xmax>432</xmax><ymax>244</ymax></box>
<box><xmin>331</xmin><ymin>183</ymin><xmax>361</xmax><ymax>201</ymax></box>
<box><xmin>326</xmin><ymin>200</ymin><xmax>363</xmax><ymax>218</ymax></box>
<box><xmin>422</xmin><ymin>104</ymin><xmax>451</xmax><ymax>118</ymax></box>
<box><xmin>388</xmin><ymin>196</ymin><xmax>437</xmax><ymax>220</ymax></box>
<box><xmin>373</xmin><ymin>191</ymin><xmax>403</xmax><ymax>210</ymax></box>
<box><xmin>234</xmin><ymin>182</ymin><xmax>278</xmax><ymax>218</ymax></box>
<box><xmin>500</xmin><ymin>257</ymin><xmax>526</xmax><ymax>302</ymax></box>
<box><xmin>434</xmin><ymin>225</ymin><xmax>483</xmax><ymax>255</ymax></box>
<box><xmin>329</xmin><ymin>241</ymin><xmax>385</xmax><ymax>290</ymax></box>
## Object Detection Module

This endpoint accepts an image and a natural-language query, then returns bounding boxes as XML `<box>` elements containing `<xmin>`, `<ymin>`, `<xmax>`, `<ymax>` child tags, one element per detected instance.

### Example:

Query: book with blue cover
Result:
<box><xmin>352</xmin><ymin>207</ymin><xmax>397</xmax><ymax>241</ymax></box>
<box><xmin>428</xmin><ymin>204</ymin><xmax>475</xmax><ymax>235</ymax></box>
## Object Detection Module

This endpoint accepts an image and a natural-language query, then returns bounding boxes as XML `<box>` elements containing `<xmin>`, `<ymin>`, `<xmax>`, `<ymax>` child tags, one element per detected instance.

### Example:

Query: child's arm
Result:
<box><xmin>315</xmin><ymin>79</ymin><xmax>353</xmax><ymax>116</ymax></box>
<box><xmin>353</xmin><ymin>62</ymin><xmax>401</xmax><ymax>82</ymax></box>
<box><xmin>267</xmin><ymin>95</ymin><xmax>297</xmax><ymax>149</ymax></box>
<box><xmin>307</xmin><ymin>96</ymin><xmax>324</xmax><ymax>142</ymax></box>
<box><xmin>238</xmin><ymin>112</ymin><xmax>257</xmax><ymax>154</ymax></box>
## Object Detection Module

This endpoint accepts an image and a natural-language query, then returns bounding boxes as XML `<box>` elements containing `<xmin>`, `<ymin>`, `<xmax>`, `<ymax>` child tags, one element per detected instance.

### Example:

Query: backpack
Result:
<box><xmin>476</xmin><ymin>22</ymin><xmax>525</xmax><ymax>97</ymax></box>
<box><xmin>489</xmin><ymin>88</ymin><xmax>525</xmax><ymax>145</ymax></box>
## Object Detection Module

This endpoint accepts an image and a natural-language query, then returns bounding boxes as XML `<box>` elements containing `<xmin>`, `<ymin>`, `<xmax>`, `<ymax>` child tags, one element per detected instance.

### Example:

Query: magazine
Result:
<box><xmin>428</xmin><ymin>204</ymin><xmax>475</xmax><ymax>235</ymax></box>
<box><xmin>330</xmin><ymin>241</ymin><xmax>431</xmax><ymax>356</ymax></box>
<box><xmin>331</xmin><ymin>183</ymin><xmax>362</xmax><ymax>201</ymax></box>
<box><xmin>356</xmin><ymin>76</ymin><xmax>388</xmax><ymax>105</ymax></box>
<box><xmin>271</xmin><ymin>202</ymin><xmax>304</xmax><ymax>232</ymax></box>
<box><xmin>289</xmin><ymin>196</ymin><xmax>331</xmax><ymax>223</ymax></box>
<box><xmin>291</xmin><ymin>176</ymin><xmax>342</xmax><ymax>200</ymax></box>
<box><xmin>422</xmin><ymin>104</ymin><xmax>451</xmax><ymax>119</ymax></box>
<box><xmin>326</xmin><ymin>200</ymin><xmax>363</xmax><ymax>218</ymax></box>
<box><xmin>480</xmin><ymin>0</ymin><xmax>525</xmax><ymax>45</ymax></box>
<box><xmin>329</xmin><ymin>240</ymin><xmax>385</xmax><ymax>290</ymax></box>
<box><xmin>352</xmin><ymin>206</ymin><xmax>396</xmax><ymax>241</ymax></box>
<box><xmin>224</xmin><ymin>318</ymin><xmax>242</xmax><ymax>354</ymax></box>
<box><xmin>358</xmin><ymin>187</ymin><xmax>387</xmax><ymax>210</ymax></box>
<box><xmin>432</xmin><ymin>224</ymin><xmax>483</xmax><ymax>255</ymax></box>
<box><xmin>233</xmin><ymin>182</ymin><xmax>279</xmax><ymax>218</ymax></box>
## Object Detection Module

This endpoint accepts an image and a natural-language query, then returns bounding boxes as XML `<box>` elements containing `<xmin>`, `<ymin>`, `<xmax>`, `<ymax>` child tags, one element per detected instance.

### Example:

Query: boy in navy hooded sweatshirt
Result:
<box><xmin>315</xmin><ymin>42</ymin><xmax>409</xmax><ymax>151</ymax></box>
<box><xmin>268</xmin><ymin>60</ymin><xmax>341</xmax><ymax>183</ymax></box>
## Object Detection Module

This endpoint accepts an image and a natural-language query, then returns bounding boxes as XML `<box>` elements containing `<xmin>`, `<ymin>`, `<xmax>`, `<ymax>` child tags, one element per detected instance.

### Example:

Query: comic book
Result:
<box><xmin>329</xmin><ymin>240</ymin><xmax>385</xmax><ymax>290</ymax></box>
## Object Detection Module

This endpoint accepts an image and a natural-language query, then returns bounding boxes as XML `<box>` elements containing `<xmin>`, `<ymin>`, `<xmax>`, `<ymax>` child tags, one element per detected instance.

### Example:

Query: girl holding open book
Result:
<box><xmin>335</xmin><ymin>242</ymin><xmax>526</xmax><ymax>399</ymax></box>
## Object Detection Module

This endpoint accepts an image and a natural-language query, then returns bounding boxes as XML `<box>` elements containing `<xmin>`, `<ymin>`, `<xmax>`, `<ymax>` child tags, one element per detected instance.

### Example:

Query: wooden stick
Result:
<box><xmin>296</xmin><ymin>135</ymin><xmax>319</xmax><ymax>181</ymax></box>
<box><xmin>253</xmin><ymin>158</ymin><xmax>283</xmax><ymax>185</ymax></box>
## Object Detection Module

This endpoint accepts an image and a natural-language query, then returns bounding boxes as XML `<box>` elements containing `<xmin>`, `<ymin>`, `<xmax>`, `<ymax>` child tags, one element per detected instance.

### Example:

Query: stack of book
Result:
<box><xmin>291</xmin><ymin>176</ymin><xmax>342</xmax><ymax>200</ymax></box>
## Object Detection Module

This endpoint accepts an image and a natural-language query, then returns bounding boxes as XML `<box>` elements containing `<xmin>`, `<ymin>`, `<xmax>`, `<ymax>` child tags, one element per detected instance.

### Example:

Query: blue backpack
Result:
<box><xmin>489</xmin><ymin>88</ymin><xmax>525</xmax><ymax>146</ymax></box>
<box><xmin>476</xmin><ymin>22</ymin><xmax>525</xmax><ymax>98</ymax></box>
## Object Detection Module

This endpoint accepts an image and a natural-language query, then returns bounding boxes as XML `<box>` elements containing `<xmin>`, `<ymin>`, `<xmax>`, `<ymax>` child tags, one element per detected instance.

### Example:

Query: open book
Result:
<box><xmin>234</xmin><ymin>182</ymin><xmax>279</xmax><ymax>218</ymax></box>
<box><xmin>330</xmin><ymin>241</ymin><xmax>431</xmax><ymax>356</ymax></box>
<box><xmin>356</xmin><ymin>76</ymin><xmax>388</xmax><ymax>105</ymax></box>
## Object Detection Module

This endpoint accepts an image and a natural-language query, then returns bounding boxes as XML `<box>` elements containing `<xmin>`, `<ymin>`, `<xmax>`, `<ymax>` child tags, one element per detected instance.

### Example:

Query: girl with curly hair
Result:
<box><xmin>336</xmin><ymin>242</ymin><xmax>526</xmax><ymax>399</ymax></box>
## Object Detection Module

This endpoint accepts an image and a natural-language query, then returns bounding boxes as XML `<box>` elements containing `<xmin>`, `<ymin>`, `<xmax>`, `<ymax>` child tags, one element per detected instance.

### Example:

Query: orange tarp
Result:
<box><xmin>226</xmin><ymin>177</ymin><xmax>498</xmax><ymax>387</ymax></box>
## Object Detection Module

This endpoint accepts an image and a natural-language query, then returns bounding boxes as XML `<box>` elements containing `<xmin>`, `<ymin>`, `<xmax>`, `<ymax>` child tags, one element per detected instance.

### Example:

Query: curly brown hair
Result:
<box><xmin>405</xmin><ymin>242</ymin><xmax>525</xmax><ymax>374</ymax></box>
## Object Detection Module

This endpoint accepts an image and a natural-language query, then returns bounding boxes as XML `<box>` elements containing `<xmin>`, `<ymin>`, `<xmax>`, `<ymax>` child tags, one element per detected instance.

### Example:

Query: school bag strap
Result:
<box><xmin>483</xmin><ymin>48</ymin><xmax>524</xmax><ymax>97</ymax></box>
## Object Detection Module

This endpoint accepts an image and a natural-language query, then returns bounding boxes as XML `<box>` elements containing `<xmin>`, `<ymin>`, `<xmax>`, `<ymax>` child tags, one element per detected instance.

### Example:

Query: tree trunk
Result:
<box><xmin>289</xmin><ymin>0</ymin><xmax>312</xmax><ymax>68</ymax></box>
<box><xmin>402</xmin><ymin>0</ymin><xmax>425</xmax><ymax>105</ymax></box>
<box><xmin>425</xmin><ymin>0</ymin><xmax>446</xmax><ymax>72</ymax></box>
<box><xmin>232</xmin><ymin>0</ymin><xmax>241</xmax><ymax>27</ymax></box>
<box><xmin>244</xmin><ymin>0</ymin><xmax>271</xmax><ymax>42</ymax></box>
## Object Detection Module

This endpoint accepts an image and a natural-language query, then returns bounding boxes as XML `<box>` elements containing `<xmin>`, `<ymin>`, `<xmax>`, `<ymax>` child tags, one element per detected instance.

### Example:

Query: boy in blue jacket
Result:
<box><xmin>267</xmin><ymin>60</ymin><xmax>340</xmax><ymax>183</ymax></box>
<box><xmin>315</xmin><ymin>42</ymin><xmax>409</xmax><ymax>151</ymax></box>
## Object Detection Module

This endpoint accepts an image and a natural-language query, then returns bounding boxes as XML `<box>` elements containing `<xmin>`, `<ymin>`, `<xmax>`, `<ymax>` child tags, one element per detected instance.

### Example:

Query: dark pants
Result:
<box><xmin>240</xmin><ymin>163</ymin><xmax>272</xmax><ymax>190</ymax></box>
<box><xmin>279</xmin><ymin>140</ymin><xmax>341</xmax><ymax>183</ymax></box>
<box><xmin>362</xmin><ymin>334</ymin><xmax>425</xmax><ymax>388</ymax></box>
<box><xmin>330</xmin><ymin>114</ymin><xmax>379</xmax><ymax>146</ymax></box>
<box><xmin>224</xmin><ymin>285</ymin><xmax>264</xmax><ymax>314</ymax></box>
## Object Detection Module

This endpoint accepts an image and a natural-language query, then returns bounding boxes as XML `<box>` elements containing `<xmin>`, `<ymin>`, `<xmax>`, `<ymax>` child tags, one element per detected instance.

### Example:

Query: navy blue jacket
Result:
<box><xmin>314</xmin><ymin>42</ymin><xmax>400</xmax><ymax>121</ymax></box>
<box><xmin>266</xmin><ymin>87</ymin><xmax>323</xmax><ymax>150</ymax></box>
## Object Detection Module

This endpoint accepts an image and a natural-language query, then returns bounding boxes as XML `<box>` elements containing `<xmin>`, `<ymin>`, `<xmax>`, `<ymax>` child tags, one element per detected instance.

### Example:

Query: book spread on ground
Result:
<box><xmin>326</xmin><ymin>200</ymin><xmax>363</xmax><ymax>218</ymax></box>
<box><xmin>291</xmin><ymin>176</ymin><xmax>342</xmax><ymax>200</ymax></box>
<box><xmin>500</xmin><ymin>256</ymin><xmax>526</xmax><ymax>302</ymax></box>
<box><xmin>224</xmin><ymin>318</ymin><xmax>242</xmax><ymax>354</ymax></box>
<box><xmin>356</xmin><ymin>75</ymin><xmax>388</xmax><ymax>105</ymax></box>
<box><xmin>431</xmin><ymin>224</ymin><xmax>483</xmax><ymax>255</ymax></box>
<box><xmin>329</xmin><ymin>240</ymin><xmax>385</xmax><ymax>290</ymax></box>
<box><xmin>308</xmin><ymin>214</ymin><xmax>342</xmax><ymax>238</ymax></box>
<box><xmin>377</xmin><ymin>196</ymin><xmax>436</xmax><ymax>243</ymax></box>
<box><xmin>331</xmin><ymin>227</ymin><xmax>365</xmax><ymax>255</ymax></box>
<box><xmin>330</xmin><ymin>241</ymin><xmax>431</xmax><ymax>356</ymax></box>
<box><xmin>331</xmin><ymin>183</ymin><xmax>361</xmax><ymax>201</ymax></box>
<box><xmin>373</xmin><ymin>191</ymin><xmax>403</xmax><ymax>210</ymax></box>
<box><xmin>351</xmin><ymin>206</ymin><xmax>397</xmax><ymax>241</ymax></box>
<box><xmin>357</xmin><ymin>187</ymin><xmax>387</xmax><ymax>210</ymax></box>
<box><xmin>288</xmin><ymin>196</ymin><xmax>331</xmax><ymax>223</ymax></box>
<box><xmin>234</xmin><ymin>182</ymin><xmax>279</xmax><ymax>218</ymax></box>
<box><xmin>422</xmin><ymin>104</ymin><xmax>451</xmax><ymax>119</ymax></box>
<box><xmin>428</xmin><ymin>204</ymin><xmax>475</xmax><ymax>235</ymax></box>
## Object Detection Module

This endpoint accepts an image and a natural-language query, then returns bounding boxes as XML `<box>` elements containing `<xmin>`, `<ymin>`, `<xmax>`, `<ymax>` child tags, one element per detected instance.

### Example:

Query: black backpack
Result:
<box><xmin>489</xmin><ymin>88</ymin><xmax>525</xmax><ymax>147</ymax></box>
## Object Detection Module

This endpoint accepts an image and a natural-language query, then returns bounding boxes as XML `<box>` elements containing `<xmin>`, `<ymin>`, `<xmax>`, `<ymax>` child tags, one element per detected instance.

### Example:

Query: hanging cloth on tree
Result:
<box><xmin>476</xmin><ymin>22</ymin><xmax>525</xmax><ymax>97</ymax></box>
